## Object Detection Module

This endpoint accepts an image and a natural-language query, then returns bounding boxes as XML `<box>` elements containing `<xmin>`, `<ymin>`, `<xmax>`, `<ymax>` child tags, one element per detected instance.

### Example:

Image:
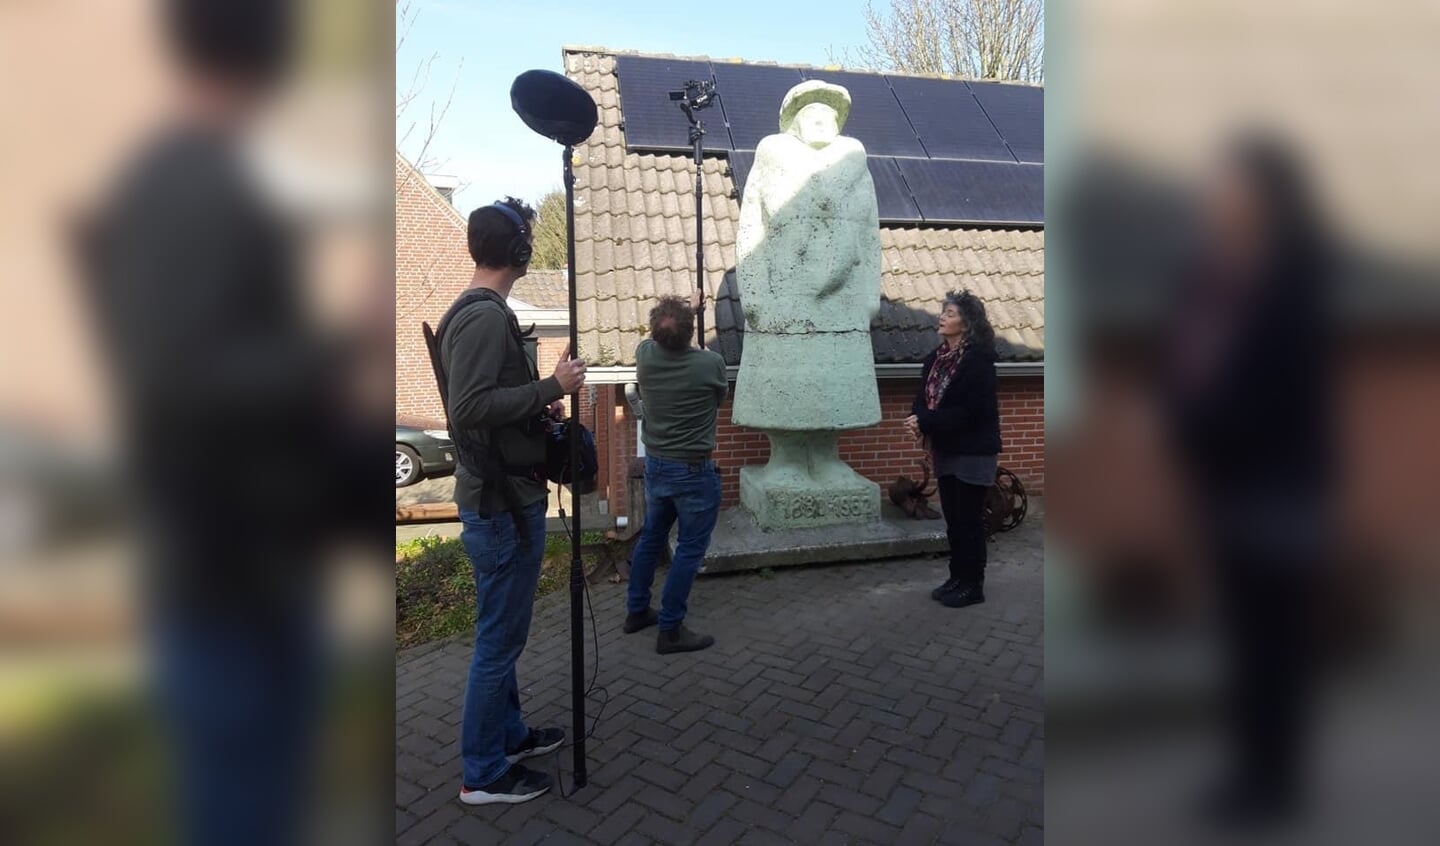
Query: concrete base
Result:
<box><xmin>687</xmin><ymin>502</ymin><xmax>950</xmax><ymax>575</ymax></box>
<box><xmin>739</xmin><ymin>464</ymin><xmax>881</xmax><ymax>531</ymax></box>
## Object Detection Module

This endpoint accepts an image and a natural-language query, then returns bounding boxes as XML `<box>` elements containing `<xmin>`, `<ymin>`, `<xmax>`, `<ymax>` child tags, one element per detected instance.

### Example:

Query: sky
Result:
<box><xmin>396</xmin><ymin>0</ymin><xmax>878</xmax><ymax>213</ymax></box>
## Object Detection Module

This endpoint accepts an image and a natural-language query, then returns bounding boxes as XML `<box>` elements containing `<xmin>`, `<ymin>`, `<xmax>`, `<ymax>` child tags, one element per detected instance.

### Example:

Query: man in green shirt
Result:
<box><xmin>624</xmin><ymin>292</ymin><xmax>729</xmax><ymax>654</ymax></box>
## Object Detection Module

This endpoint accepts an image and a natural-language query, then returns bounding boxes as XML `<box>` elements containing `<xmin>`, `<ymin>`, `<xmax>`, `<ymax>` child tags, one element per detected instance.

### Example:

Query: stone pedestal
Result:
<box><xmin>739</xmin><ymin>465</ymin><xmax>880</xmax><ymax>531</ymax></box>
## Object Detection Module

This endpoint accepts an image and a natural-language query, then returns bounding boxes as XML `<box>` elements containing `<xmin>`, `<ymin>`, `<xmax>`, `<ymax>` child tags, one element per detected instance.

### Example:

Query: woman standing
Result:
<box><xmin>905</xmin><ymin>291</ymin><xmax>1002</xmax><ymax>608</ymax></box>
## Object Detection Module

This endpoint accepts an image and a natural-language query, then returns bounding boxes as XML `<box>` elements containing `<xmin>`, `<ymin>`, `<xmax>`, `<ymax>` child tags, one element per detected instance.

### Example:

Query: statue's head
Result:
<box><xmin>779</xmin><ymin>81</ymin><xmax>851</xmax><ymax>149</ymax></box>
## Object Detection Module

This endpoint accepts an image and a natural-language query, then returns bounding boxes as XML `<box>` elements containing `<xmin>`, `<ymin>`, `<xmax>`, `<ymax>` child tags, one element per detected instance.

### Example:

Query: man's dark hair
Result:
<box><xmin>164</xmin><ymin>0</ymin><xmax>293</xmax><ymax>80</ymax></box>
<box><xmin>649</xmin><ymin>296</ymin><xmax>695</xmax><ymax>352</ymax></box>
<box><xmin>467</xmin><ymin>197</ymin><xmax>536</xmax><ymax>269</ymax></box>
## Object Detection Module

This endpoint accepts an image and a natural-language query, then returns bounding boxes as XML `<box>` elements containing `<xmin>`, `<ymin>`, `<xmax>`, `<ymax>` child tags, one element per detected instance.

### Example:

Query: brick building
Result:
<box><xmin>560</xmin><ymin>48</ymin><xmax>1045</xmax><ymax>527</ymax></box>
<box><xmin>394</xmin><ymin>153</ymin><xmax>574</xmax><ymax>425</ymax></box>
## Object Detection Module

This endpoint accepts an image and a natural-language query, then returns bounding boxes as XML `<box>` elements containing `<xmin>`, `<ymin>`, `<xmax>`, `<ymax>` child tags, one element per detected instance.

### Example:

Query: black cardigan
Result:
<box><xmin>911</xmin><ymin>343</ymin><xmax>1003</xmax><ymax>456</ymax></box>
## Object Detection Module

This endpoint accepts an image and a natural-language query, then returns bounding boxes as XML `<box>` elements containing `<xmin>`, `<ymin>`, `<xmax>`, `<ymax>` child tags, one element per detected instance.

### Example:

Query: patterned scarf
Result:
<box><xmin>924</xmin><ymin>342</ymin><xmax>964</xmax><ymax>410</ymax></box>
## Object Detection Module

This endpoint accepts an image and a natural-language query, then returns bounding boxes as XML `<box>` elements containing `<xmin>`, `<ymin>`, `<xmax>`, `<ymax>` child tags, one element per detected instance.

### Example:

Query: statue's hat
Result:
<box><xmin>778</xmin><ymin>80</ymin><xmax>851</xmax><ymax>134</ymax></box>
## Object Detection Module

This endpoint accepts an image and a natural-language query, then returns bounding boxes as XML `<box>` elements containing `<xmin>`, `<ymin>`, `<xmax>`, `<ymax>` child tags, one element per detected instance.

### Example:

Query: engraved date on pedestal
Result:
<box><xmin>776</xmin><ymin>492</ymin><xmax>875</xmax><ymax>522</ymax></box>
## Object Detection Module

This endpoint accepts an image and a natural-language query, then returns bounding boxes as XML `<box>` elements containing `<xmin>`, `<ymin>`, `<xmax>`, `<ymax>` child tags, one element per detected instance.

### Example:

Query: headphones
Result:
<box><xmin>490</xmin><ymin>202</ymin><xmax>534</xmax><ymax>268</ymax></box>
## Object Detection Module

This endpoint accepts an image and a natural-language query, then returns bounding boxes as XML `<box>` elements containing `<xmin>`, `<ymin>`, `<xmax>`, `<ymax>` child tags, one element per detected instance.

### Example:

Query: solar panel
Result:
<box><xmin>868</xmin><ymin>157</ymin><xmax>922</xmax><ymax>222</ymax></box>
<box><xmin>614</xmin><ymin>55</ymin><xmax>734</xmax><ymax>152</ymax></box>
<box><xmin>710</xmin><ymin>62</ymin><xmax>805</xmax><ymax>150</ymax></box>
<box><xmin>796</xmin><ymin>70</ymin><xmax>927</xmax><ymax>158</ymax></box>
<box><xmin>886</xmin><ymin>75</ymin><xmax>1014</xmax><ymax>162</ymax></box>
<box><xmin>896</xmin><ymin>159</ymin><xmax>1043</xmax><ymax>225</ymax></box>
<box><xmin>967</xmin><ymin>81</ymin><xmax>1043</xmax><ymax>163</ymax></box>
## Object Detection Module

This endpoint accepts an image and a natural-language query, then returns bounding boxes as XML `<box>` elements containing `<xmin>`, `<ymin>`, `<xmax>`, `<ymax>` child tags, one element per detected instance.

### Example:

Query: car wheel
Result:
<box><xmin>396</xmin><ymin>445</ymin><xmax>423</xmax><ymax>487</ymax></box>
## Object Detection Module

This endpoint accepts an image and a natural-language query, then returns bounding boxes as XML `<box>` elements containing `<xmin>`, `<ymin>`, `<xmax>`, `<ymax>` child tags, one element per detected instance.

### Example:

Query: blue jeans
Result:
<box><xmin>627</xmin><ymin>456</ymin><xmax>722</xmax><ymax>631</ymax></box>
<box><xmin>458</xmin><ymin>499</ymin><xmax>547</xmax><ymax>788</ymax></box>
<box><xmin>152</xmin><ymin>607</ymin><xmax>318</xmax><ymax>846</ymax></box>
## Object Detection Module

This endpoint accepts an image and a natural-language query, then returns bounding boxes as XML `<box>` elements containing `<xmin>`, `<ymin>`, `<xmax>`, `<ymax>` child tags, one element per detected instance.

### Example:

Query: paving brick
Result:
<box><xmin>936</xmin><ymin>828</ymin><xmax>1008</xmax><ymax>846</ymax></box>
<box><xmin>396</xmin><ymin>520</ymin><xmax>1043</xmax><ymax>845</ymax></box>
<box><xmin>703</xmin><ymin>709</ymin><xmax>752</xmax><ymax>733</ymax></box>
<box><xmin>677</xmin><ymin>760</ymin><xmax>730</xmax><ymax>804</ymax></box>
<box><xmin>809</xmin><ymin>760</ymin><xmax>866</xmax><ymax>790</ymax></box>
<box><xmin>774</xmin><ymin>774</ymin><xmax>825</xmax><ymax>817</ymax></box>
<box><xmin>585</xmin><ymin>802</ymin><xmax>647</xmax><ymax>845</ymax></box>
<box><xmin>689</xmin><ymin>789</ymin><xmax>738</xmax><ymax>829</ymax></box>
<box><xmin>786</xmin><ymin>801</ymin><xmax>840</xmax><ymax>842</ymax></box>
<box><xmin>632</xmin><ymin>784</ymin><xmax>692</xmax><ymax>821</ymax></box>
<box><xmin>816</xmin><ymin>784</ymin><xmax>883</xmax><ymax>817</ymax></box>
<box><xmin>715</xmin><ymin>747</ymin><xmax>769</xmax><ymax>780</ymax></box>
<box><xmin>877</xmin><ymin>784</ymin><xmax>925</xmax><ymax>827</ymax></box>
<box><xmin>833</xmin><ymin>810</ymin><xmax>902</xmax><ymax>844</ymax></box>
<box><xmin>728</xmin><ymin>796</ymin><xmax>795</xmax><ymax>834</ymax></box>
<box><xmin>635</xmin><ymin>811</ymin><xmax>697</xmax><ymax>845</ymax></box>
<box><xmin>546</xmin><ymin>828</ymin><xmax>603</xmax><ymax>846</ymax></box>
<box><xmin>962</xmin><ymin>772</ymin><xmax>1002</xmax><ymax>810</ymax></box>
<box><xmin>981</xmin><ymin>796</ymin><xmax>1028</xmax><ymax>841</ymax></box>
<box><xmin>695</xmin><ymin>818</ymin><xmax>748</xmax><ymax>846</ymax></box>
<box><xmin>722</xmin><ymin>771</ymin><xmax>784</xmax><ymax>806</ymax></box>
<box><xmin>544</xmin><ymin>800</ymin><xmax>603</xmax><ymax>836</ymax></box>
<box><xmin>895</xmin><ymin>812</ymin><xmax>945</xmax><ymax>845</ymax></box>
<box><xmin>859</xmin><ymin>760</ymin><xmax>908</xmax><ymax>802</ymax></box>
<box><xmin>444</xmin><ymin>815</ymin><xmax>508</xmax><ymax>844</ymax></box>
<box><xmin>673</xmin><ymin>740</ymin><xmax>722</xmax><ymax>776</ymax></box>
<box><xmin>396</xmin><ymin>800</ymin><xmax>461</xmax><ymax>846</ymax></box>
<box><xmin>886</xmin><ymin>746</ymin><xmax>947</xmax><ymax>775</ymax></box>
<box><xmin>751</xmin><ymin>731</ymin><xmax>799</xmax><ymax>764</ymax></box>
<box><xmin>394</xmin><ymin>809</ymin><xmax>416</xmax><ymax>837</ymax></box>
<box><xmin>489</xmin><ymin>789</ymin><xmax>551</xmax><ymax>832</ymax></box>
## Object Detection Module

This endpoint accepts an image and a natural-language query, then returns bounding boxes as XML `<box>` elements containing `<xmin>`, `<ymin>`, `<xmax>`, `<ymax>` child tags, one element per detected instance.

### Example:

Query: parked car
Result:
<box><xmin>395</xmin><ymin>424</ymin><xmax>456</xmax><ymax>487</ymax></box>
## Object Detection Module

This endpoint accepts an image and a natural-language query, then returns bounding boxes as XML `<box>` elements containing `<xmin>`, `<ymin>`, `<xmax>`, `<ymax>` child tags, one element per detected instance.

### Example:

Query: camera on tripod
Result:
<box><xmin>669</xmin><ymin>79</ymin><xmax>717</xmax><ymax>113</ymax></box>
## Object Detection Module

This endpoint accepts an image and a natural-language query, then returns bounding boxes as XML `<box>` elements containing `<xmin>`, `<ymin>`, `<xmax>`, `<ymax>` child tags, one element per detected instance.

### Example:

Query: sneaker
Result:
<box><xmin>656</xmin><ymin>624</ymin><xmax>715</xmax><ymax>655</ymax></box>
<box><xmin>930</xmin><ymin>578</ymin><xmax>964</xmax><ymax>600</ymax></box>
<box><xmin>623</xmin><ymin>607</ymin><xmax>659</xmax><ymax>634</ymax></box>
<box><xmin>940</xmin><ymin>584</ymin><xmax>985</xmax><ymax>608</ymax></box>
<box><xmin>506</xmin><ymin>727</ymin><xmax>565</xmax><ymax>764</ymax></box>
<box><xmin>459</xmin><ymin>763</ymin><xmax>551</xmax><ymax>806</ymax></box>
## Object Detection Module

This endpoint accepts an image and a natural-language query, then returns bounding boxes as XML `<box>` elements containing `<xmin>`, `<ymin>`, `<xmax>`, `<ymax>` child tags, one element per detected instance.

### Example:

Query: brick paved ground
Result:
<box><xmin>397</xmin><ymin>507</ymin><xmax>1043</xmax><ymax>845</ymax></box>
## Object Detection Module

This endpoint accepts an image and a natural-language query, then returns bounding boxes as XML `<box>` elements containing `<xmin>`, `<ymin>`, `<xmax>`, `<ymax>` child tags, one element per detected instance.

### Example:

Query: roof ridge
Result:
<box><xmin>561</xmin><ymin>45</ymin><xmax>1042</xmax><ymax>89</ymax></box>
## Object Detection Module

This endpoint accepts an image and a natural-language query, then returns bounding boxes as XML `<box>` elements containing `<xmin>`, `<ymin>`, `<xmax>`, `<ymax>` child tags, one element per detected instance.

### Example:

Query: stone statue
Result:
<box><xmin>731</xmin><ymin>80</ymin><xmax>883</xmax><ymax>529</ymax></box>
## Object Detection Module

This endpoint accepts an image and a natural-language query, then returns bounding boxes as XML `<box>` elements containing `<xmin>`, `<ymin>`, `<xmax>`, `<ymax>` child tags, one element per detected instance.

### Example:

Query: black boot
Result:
<box><xmin>941</xmin><ymin>581</ymin><xmax>985</xmax><ymax>608</ymax></box>
<box><xmin>656</xmin><ymin>624</ymin><xmax>715</xmax><ymax>655</ymax></box>
<box><xmin>931</xmin><ymin>577</ymin><xmax>964</xmax><ymax>601</ymax></box>
<box><xmin>623</xmin><ymin>607</ymin><xmax>658</xmax><ymax>634</ymax></box>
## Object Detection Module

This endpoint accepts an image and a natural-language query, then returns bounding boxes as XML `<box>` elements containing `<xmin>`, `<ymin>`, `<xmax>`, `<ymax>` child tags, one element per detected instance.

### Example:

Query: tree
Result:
<box><xmin>832</xmin><ymin>0</ymin><xmax>1043</xmax><ymax>84</ymax></box>
<box><xmin>528</xmin><ymin>189</ymin><xmax>568</xmax><ymax>270</ymax></box>
<box><xmin>396</xmin><ymin>0</ymin><xmax>463</xmax><ymax>181</ymax></box>
<box><xmin>395</xmin><ymin>0</ymin><xmax>467</xmax><ymax>321</ymax></box>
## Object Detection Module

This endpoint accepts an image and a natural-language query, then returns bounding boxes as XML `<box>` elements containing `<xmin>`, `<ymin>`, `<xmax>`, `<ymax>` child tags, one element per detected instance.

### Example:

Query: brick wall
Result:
<box><xmin>581</xmin><ymin>386</ymin><xmax>635</xmax><ymax>517</ymax></box>
<box><xmin>600</xmin><ymin>374</ymin><xmax>1045</xmax><ymax>516</ymax></box>
<box><xmin>396</xmin><ymin>154</ymin><xmax>574</xmax><ymax>424</ymax></box>
<box><xmin>996</xmin><ymin>376</ymin><xmax>1046</xmax><ymax>492</ymax></box>
<box><xmin>395</xmin><ymin>156</ymin><xmax>474</xmax><ymax>423</ymax></box>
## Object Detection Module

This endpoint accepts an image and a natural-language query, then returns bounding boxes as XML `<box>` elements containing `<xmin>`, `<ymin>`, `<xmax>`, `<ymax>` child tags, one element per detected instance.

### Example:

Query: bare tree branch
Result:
<box><xmin>396</xmin><ymin>0</ymin><xmax>417</xmax><ymax>56</ymax></box>
<box><xmin>395</xmin><ymin>2</ymin><xmax>464</xmax><ymax>202</ymax></box>
<box><xmin>837</xmin><ymin>0</ymin><xmax>1043</xmax><ymax>83</ymax></box>
<box><xmin>410</xmin><ymin>56</ymin><xmax>463</xmax><ymax>175</ymax></box>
